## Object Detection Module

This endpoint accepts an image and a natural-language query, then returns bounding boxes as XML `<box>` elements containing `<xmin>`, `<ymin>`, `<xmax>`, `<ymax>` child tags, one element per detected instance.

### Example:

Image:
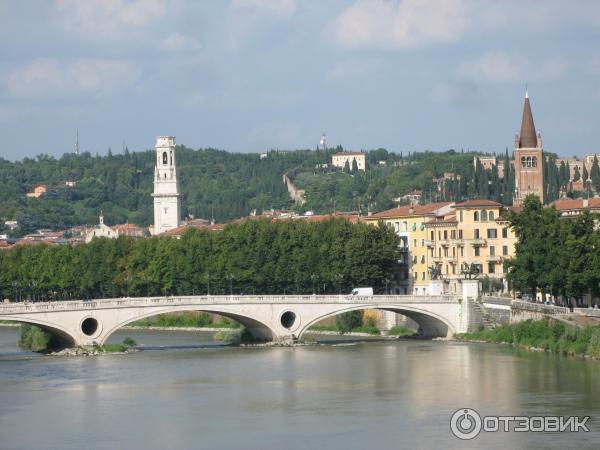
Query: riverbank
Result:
<box><xmin>456</xmin><ymin>318</ymin><xmax>600</xmax><ymax>359</ymax></box>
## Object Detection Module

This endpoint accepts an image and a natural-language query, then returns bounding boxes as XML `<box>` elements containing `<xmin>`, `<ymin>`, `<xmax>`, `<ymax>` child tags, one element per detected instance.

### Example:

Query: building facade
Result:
<box><xmin>424</xmin><ymin>200</ymin><xmax>517</xmax><ymax>294</ymax></box>
<box><xmin>331</xmin><ymin>152</ymin><xmax>366</xmax><ymax>171</ymax></box>
<box><xmin>152</xmin><ymin>136</ymin><xmax>181</xmax><ymax>235</ymax></box>
<box><xmin>367</xmin><ymin>200</ymin><xmax>517</xmax><ymax>295</ymax></box>
<box><xmin>513</xmin><ymin>92</ymin><xmax>544</xmax><ymax>206</ymax></box>
<box><xmin>366</xmin><ymin>203</ymin><xmax>454</xmax><ymax>294</ymax></box>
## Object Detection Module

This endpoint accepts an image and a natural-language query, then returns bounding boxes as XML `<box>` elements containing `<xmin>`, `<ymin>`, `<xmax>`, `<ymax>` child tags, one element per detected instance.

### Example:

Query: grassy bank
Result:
<box><xmin>456</xmin><ymin>318</ymin><xmax>600</xmax><ymax>358</ymax></box>
<box><xmin>129</xmin><ymin>312</ymin><xmax>240</xmax><ymax>329</ymax></box>
<box><xmin>18</xmin><ymin>324</ymin><xmax>60</xmax><ymax>352</ymax></box>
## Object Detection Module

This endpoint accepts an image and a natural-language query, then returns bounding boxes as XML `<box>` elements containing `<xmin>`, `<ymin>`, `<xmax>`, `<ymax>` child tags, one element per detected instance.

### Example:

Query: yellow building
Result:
<box><xmin>424</xmin><ymin>200</ymin><xmax>517</xmax><ymax>294</ymax></box>
<box><xmin>366</xmin><ymin>202</ymin><xmax>454</xmax><ymax>294</ymax></box>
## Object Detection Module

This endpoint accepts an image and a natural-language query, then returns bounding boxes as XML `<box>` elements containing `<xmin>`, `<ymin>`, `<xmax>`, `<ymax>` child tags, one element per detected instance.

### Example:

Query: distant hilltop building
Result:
<box><xmin>331</xmin><ymin>151</ymin><xmax>366</xmax><ymax>171</ymax></box>
<box><xmin>151</xmin><ymin>136</ymin><xmax>181</xmax><ymax>235</ymax></box>
<box><xmin>26</xmin><ymin>184</ymin><xmax>47</xmax><ymax>198</ymax></box>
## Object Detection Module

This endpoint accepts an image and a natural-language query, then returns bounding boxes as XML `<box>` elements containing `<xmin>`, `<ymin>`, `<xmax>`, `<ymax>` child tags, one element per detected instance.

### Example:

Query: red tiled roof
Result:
<box><xmin>371</xmin><ymin>202</ymin><xmax>453</xmax><ymax>219</ymax></box>
<box><xmin>454</xmin><ymin>199</ymin><xmax>503</xmax><ymax>208</ymax></box>
<box><xmin>549</xmin><ymin>198</ymin><xmax>600</xmax><ymax>211</ymax></box>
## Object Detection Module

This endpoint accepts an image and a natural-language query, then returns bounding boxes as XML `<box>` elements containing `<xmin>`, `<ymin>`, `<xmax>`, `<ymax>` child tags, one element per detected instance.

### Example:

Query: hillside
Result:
<box><xmin>0</xmin><ymin>145</ymin><xmax>570</xmax><ymax>236</ymax></box>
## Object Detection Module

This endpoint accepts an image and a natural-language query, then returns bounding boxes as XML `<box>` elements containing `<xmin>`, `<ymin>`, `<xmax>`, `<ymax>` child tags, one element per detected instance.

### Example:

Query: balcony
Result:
<box><xmin>487</xmin><ymin>255</ymin><xmax>502</xmax><ymax>262</ymax></box>
<box><xmin>450</xmin><ymin>239</ymin><xmax>464</xmax><ymax>246</ymax></box>
<box><xmin>446</xmin><ymin>255</ymin><xmax>457</xmax><ymax>263</ymax></box>
<box><xmin>469</xmin><ymin>238</ymin><xmax>487</xmax><ymax>246</ymax></box>
<box><xmin>424</xmin><ymin>240</ymin><xmax>434</xmax><ymax>247</ymax></box>
<box><xmin>431</xmin><ymin>256</ymin><xmax>443</xmax><ymax>263</ymax></box>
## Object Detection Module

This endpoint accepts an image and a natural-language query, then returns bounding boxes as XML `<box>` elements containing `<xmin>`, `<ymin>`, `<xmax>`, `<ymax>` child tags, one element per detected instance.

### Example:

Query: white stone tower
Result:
<box><xmin>152</xmin><ymin>136</ymin><xmax>181</xmax><ymax>234</ymax></box>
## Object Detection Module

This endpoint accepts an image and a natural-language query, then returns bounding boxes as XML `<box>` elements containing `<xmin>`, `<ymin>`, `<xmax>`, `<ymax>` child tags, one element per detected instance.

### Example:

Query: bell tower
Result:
<box><xmin>513</xmin><ymin>91</ymin><xmax>544</xmax><ymax>206</ymax></box>
<box><xmin>152</xmin><ymin>136</ymin><xmax>180</xmax><ymax>234</ymax></box>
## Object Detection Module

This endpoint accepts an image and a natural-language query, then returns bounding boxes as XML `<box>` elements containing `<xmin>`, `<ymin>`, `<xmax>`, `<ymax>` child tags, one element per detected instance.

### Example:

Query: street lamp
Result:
<box><xmin>311</xmin><ymin>274</ymin><xmax>317</xmax><ymax>295</ymax></box>
<box><xmin>206</xmin><ymin>272</ymin><xmax>211</xmax><ymax>296</ymax></box>
<box><xmin>228</xmin><ymin>273</ymin><xmax>234</xmax><ymax>296</ymax></box>
<box><xmin>335</xmin><ymin>273</ymin><xmax>344</xmax><ymax>295</ymax></box>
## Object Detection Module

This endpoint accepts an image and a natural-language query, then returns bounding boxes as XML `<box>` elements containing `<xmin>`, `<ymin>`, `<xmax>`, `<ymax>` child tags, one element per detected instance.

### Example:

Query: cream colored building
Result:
<box><xmin>366</xmin><ymin>202</ymin><xmax>454</xmax><ymax>294</ymax></box>
<box><xmin>424</xmin><ymin>200</ymin><xmax>517</xmax><ymax>294</ymax></box>
<box><xmin>331</xmin><ymin>152</ymin><xmax>366</xmax><ymax>171</ymax></box>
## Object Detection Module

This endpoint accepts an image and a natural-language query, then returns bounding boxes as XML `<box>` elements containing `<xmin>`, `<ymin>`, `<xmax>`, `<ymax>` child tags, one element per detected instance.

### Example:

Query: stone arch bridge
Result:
<box><xmin>0</xmin><ymin>285</ymin><xmax>481</xmax><ymax>347</ymax></box>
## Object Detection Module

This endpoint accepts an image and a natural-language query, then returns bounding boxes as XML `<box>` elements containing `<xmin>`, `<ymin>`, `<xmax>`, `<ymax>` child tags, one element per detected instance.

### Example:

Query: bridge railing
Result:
<box><xmin>0</xmin><ymin>294</ymin><xmax>461</xmax><ymax>315</ymax></box>
<box><xmin>511</xmin><ymin>300</ymin><xmax>569</xmax><ymax>315</ymax></box>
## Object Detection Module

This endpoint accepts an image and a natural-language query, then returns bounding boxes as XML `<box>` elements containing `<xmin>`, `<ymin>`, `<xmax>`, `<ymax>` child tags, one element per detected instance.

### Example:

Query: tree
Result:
<box><xmin>591</xmin><ymin>155</ymin><xmax>600</xmax><ymax>192</ymax></box>
<box><xmin>343</xmin><ymin>160</ymin><xmax>351</xmax><ymax>174</ymax></box>
<box><xmin>351</xmin><ymin>158</ymin><xmax>359</xmax><ymax>174</ymax></box>
<box><xmin>336</xmin><ymin>311</ymin><xmax>363</xmax><ymax>333</ymax></box>
<box><xmin>573</xmin><ymin>166</ymin><xmax>581</xmax><ymax>182</ymax></box>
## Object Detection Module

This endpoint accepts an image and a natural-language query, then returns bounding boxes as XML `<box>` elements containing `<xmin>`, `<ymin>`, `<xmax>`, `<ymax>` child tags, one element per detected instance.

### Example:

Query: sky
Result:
<box><xmin>1</xmin><ymin>0</ymin><xmax>600</xmax><ymax>160</ymax></box>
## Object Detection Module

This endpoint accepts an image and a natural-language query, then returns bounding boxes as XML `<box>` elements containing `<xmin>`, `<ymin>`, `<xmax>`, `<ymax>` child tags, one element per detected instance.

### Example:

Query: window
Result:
<box><xmin>458</xmin><ymin>230</ymin><xmax>463</xmax><ymax>239</ymax></box>
<box><xmin>421</xmin><ymin>239</ymin><xmax>424</xmax><ymax>247</ymax></box>
<box><xmin>444</xmin><ymin>247</ymin><xmax>448</xmax><ymax>257</ymax></box>
<box><xmin>502</xmin><ymin>228</ymin><xmax>508</xmax><ymax>238</ymax></box>
<box><xmin>488</xmin><ymin>263</ymin><xmax>496</xmax><ymax>274</ymax></box>
<box><xmin>481</xmin><ymin>210</ymin><xmax>488</xmax><ymax>221</ymax></box>
<box><xmin>162</xmin><ymin>152</ymin><xmax>168</xmax><ymax>164</ymax></box>
<box><xmin>444</xmin><ymin>230</ymin><xmax>448</xmax><ymax>240</ymax></box>
<box><xmin>413</xmin><ymin>239</ymin><xmax>417</xmax><ymax>247</ymax></box>
<box><xmin>489</xmin><ymin>246</ymin><xmax>495</xmax><ymax>256</ymax></box>
<box><xmin>451</xmin><ymin>230</ymin><xmax>456</xmax><ymax>239</ymax></box>
<box><xmin>438</xmin><ymin>231</ymin><xmax>441</xmax><ymax>240</ymax></box>
<box><xmin>489</xmin><ymin>211</ymin><xmax>495</xmax><ymax>221</ymax></box>
<box><xmin>438</xmin><ymin>247</ymin><xmax>442</xmax><ymax>257</ymax></box>
<box><xmin>414</xmin><ymin>272</ymin><xmax>417</xmax><ymax>280</ymax></box>
<box><xmin>459</xmin><ymin>210</ymin><xmax>463</xmax><ymax>222</ymax></box>
<box><xmin>422</xmin><ymin>272</ymin><xmax>426</xmax><ymax>280</ymax></box>
<box><xmin>474</xmin><ymin>211</ymin><xmax>479</xmax><ymax>221</ymax></box>
<box><xmin>413</xmin><ymin>256</ymin><xmax>417</xmax><ymax>264</ymax></box>
<box><xmin>452</xmin><ymin>247</ymin><xmax>456</xmax><ymax>257</ymax></box>
<box><xmin>402</xmin><ymin>221</ymin><xmax>408</xmax><ymax>232</ymax></box>
<box><xmin>503</xmin><ymin>245</ymin><xmax>508</xmax><ymax>256</ymax></box>
<box><xmin>394</xmin><ymin>222</ymin><xmax>400</xmax><ymax>233</ymax></box>
<box><xmin>421</xmin><ymin>255</ymin><xmax>425</xmax><ymax>264</ymax></box>
<box><xmin>412</xmin><ymin>223</ymin><xmax>417</xmax><ymax>231</ymax></box>
<box><xmin>452</xmin><ymin>265</ymin><xmax>456</xmax><ymax>275</ymax></box>
<box><xmin>460</xmin><ymin>247</ymin><xmax>464</xmax><ymax>257</ymax></box>
<box><xmin>430</xmin><ymin>231</ymin><xmax>434</xmax><ymax>240</ymax></box>
<box><xmin>474</xmin><ymin>229</ymin><xmax>480</xmax><ymax>239</ymax></box>
<box><xmin>475</xmin><ymin>247</ymin><xmax>480</xmax><ymax>257</ymax></box>
<box><xmin>487</xmin><ymin>228</ymin><xmax>497</xmax><ymax>239</ymax></box>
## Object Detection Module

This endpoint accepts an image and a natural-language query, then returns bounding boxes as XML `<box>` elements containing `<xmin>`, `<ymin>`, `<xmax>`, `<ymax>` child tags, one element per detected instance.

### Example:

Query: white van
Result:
<box><xmin>351</xmin><ymin>287</ymin><xmax>373</xmax><ymax>296</ymax></box>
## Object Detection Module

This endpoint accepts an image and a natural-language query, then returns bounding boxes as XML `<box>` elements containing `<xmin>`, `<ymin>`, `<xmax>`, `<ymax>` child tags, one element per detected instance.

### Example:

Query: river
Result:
<box><xmin>0</xmin><ymin>326</ymin><xmax>599</xmax><ymax>449</ymax></box>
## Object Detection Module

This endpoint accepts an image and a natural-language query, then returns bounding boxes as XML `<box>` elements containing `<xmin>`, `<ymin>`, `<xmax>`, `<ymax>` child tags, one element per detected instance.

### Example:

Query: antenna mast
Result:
<box><xmin>75</xmin><ymin>129</ymin><xmax>80</xmax><ymax>155</ymax></box>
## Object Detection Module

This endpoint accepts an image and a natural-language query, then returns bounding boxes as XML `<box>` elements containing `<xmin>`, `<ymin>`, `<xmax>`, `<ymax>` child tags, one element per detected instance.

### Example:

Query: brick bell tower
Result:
<box><xmin>513</xmin><ymin>91</ymin><xmax>544</xmax><ymax>206</ymax></box>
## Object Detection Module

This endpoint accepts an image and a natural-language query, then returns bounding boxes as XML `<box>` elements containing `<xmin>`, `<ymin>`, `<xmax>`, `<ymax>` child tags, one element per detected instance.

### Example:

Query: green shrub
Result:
<box><xmin>387</xmin><ymin>326</ymin><xmax>415</xmax><ymax>337</ymax></box>
<box><xmin>122</xmin><ymin>337</ymin><xmax>136</xmax><ymax>347</ymax></box>
<box><xmin>18</xmin><ymin>324</ymin><xmax>59</xmax><ymax>352</ymax></box>
<box><xmin>336</xmin><ymin>311</ymin><xmax>363</xmax><ymax>334</ymax></box>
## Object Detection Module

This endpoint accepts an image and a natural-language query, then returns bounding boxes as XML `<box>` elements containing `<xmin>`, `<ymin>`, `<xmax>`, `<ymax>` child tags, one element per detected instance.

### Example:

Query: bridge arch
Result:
<box><xmin>298</xmin><ymin>304</ymin><xmax>456</xmax><ymax>340</ymax></box>
<box><xmin>99</xmin><ymin>305</ymin><xmax>276</xmax><ymax>345</ymax></box>
<box><xmin>0</xmin><ymin>316</ymin><xmax>77</xmax><ymax>348</ymax></box>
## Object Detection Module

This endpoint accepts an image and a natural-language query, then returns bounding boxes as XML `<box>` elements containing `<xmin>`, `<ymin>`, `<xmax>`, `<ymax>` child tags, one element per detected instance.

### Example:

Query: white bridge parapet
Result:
<box><xmin>0</xmin><ymin>293</ymin><xmax>472</xmax><ymax>347</ymax></box>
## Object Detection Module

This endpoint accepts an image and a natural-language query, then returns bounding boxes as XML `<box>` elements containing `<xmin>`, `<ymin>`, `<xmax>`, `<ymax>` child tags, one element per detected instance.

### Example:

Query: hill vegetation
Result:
<box><xmin>0</xmin><ymin>145</ymin><xmax>580</xmax><ymax>236</ymax></box>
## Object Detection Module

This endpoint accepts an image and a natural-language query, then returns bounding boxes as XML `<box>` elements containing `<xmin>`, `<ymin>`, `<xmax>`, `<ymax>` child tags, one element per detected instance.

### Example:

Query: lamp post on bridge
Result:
<box><xmin>311</xmin><ymin>274</ymin><xmax>317</xmax><ymax>295</ymax></box>
<box><xmin>206</xmin><ymin>272</ymin><xmax>211</xmax><ymax>296</ymax></box>
<box><xmin>228</xmin><ymin>273</ymin><xmax>234</xmax><ymax>296</ymax></box>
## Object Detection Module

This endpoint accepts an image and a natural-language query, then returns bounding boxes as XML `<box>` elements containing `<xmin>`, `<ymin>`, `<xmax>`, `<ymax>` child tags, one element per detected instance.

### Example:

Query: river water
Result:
<box><xmin>0</xmin><ymin>326</ymin><xmax>599</xmax><ymax>449</ymax></box>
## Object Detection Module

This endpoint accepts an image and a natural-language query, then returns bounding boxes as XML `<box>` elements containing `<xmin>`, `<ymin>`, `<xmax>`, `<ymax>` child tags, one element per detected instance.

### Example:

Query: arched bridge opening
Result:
<box><xmin>0</xmin><ymin>317</ymin><xmax>76</xmax><ymax>350</ymax></box>
<box><xmin>100</xmin><ymin>307</ymin><xmax>275</xmax><ymax>345</ymax></box>
<box><xmin>298</xmin><ymin>305</ymin><xmax>455</xmax><ymax>340</ymax></box>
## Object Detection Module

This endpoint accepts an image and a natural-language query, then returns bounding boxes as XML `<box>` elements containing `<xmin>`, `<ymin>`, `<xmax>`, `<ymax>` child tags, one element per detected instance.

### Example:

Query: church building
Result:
<box><xmin>513</xmin><ymin>92</ymin><xmax>544</xmax><ymax>206</ymax></box>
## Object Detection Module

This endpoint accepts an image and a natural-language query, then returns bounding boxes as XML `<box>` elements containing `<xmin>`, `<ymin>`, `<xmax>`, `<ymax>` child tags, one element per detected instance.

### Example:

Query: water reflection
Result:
<box><xmin>0</xmin><ymin>327</ymin><xmax>599</xmax><ymax>449</ymax></box>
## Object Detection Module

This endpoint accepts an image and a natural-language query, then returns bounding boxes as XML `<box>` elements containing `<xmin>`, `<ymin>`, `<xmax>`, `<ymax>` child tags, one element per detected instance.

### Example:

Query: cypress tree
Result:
<box><xmin>592</xmin><ymin>155</ymin><xmax>600</xmax><ymax>192</ymax></box>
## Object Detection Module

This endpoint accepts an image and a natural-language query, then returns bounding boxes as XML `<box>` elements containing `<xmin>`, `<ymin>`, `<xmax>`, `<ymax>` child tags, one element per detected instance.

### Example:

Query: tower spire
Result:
<box><xmin>518</xmin><ymin>89</ymin><xmax>537</xmax><ymax>148</ymax></box>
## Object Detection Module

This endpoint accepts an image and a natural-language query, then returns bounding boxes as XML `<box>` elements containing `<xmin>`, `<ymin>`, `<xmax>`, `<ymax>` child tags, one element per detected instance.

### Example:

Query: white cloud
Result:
<box><xmin>54</xmin><ymin>0</ymin><xmax>169</xmax><ymax>39</ymax></box>
<box><xmin>331</xmin><ymin>0</ymin><xmax>471</xmax><ymax>50</ymax></box>
<box><xmin>6</xmin><ymin>58</ymin><xmax>141</xmax><ymax>99</ymax></box>
<box><xmin>458</xmin><ymin>51</ymin><xmax>568</xmax><ymax>83</ymax></box>
<box><xmin>159</xmin><ymin>32</ymin><xmax>201</xmax><ymax>52</ymax></box>
<box><xmin>231</xmin><ymin>0</ymin><xmax>296</xmax><ymax>18</ymax></box>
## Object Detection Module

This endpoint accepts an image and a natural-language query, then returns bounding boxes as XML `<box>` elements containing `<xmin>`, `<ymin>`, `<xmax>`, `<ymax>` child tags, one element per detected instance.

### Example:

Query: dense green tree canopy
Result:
<box><xmin>0</xmin><ymin>219</ymin><xmax>400</xmax><ymax>299</ymax></box>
